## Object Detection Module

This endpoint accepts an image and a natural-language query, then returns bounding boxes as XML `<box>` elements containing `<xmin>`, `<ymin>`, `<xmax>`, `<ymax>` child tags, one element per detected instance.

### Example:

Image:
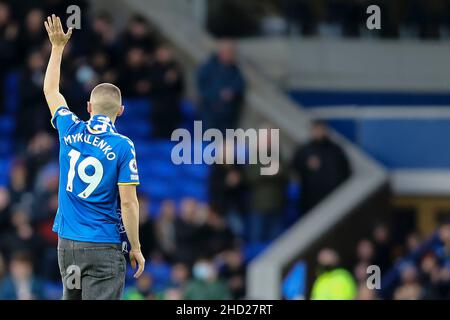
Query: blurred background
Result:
<box><xmin>0</xmin><ymin>0</ymin><xmax>450</xmax><ymax>300</ymax></box>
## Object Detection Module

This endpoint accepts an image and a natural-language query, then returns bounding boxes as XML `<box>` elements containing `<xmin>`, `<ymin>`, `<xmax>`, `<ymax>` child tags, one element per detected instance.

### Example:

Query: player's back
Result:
<box><xmin>52</xmin><ymin>108</ymin><xmax>139</xmax><ymax>243</ymax></box>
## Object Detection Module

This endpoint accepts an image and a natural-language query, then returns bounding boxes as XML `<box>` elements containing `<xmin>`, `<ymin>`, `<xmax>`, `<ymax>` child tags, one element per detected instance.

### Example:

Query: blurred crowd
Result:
<box><xmin>0</xmin><ymin>0</ymin><xmax>241</xmax><ymax>300</ymax></box>
<box><xmin>311</xmin><ymin>222</ymin><xmax>450</xmax><ymax>300</ymax></box>
<box><xmin>208</xmin><ymin>0</ymin><xmax>450</xmax><ymax>39</ymax></box>
<box><xmin>0</xmin><ymin>0</ymin><xmax>186</xmax><ymax>144</ymax></box>
<box><xmin>0</xmin><ymin>0</ymin><xmax>354</xmax><ymax>300</ymax></box>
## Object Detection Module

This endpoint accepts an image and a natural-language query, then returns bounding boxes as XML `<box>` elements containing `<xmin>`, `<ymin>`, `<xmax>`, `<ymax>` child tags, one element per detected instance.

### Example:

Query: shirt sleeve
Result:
<box><xmin>51</xmin><ymin>106</ymin><xmax>80</xmax><ymax>136</ymax></box>
<box><xmin>117</xmin><ymin>139</ymin><xmax>140</xmax><ymax>185</ymax></box>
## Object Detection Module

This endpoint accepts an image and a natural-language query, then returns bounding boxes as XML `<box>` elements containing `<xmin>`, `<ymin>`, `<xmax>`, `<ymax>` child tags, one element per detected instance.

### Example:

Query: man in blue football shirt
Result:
<box><xmin>43</xmin><ymin>14</ymin><xmax>145</xmax><ymax>299</ymax></box>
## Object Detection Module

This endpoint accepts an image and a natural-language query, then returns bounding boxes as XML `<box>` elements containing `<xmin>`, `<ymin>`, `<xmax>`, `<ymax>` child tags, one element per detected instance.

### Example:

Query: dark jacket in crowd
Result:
<box><xmin>245</xmin><ymin>160</ymin><xmax>287</xmax><ymax>214</ymax></box>
<box><xmin>174</xmin><ymin>218</ymin><xmax>202</xmax><ymax>265</ymax></box>
<box><xmin>118</xmin><ymin>65</ymin><xmax>152</xmax><ymax>98</ymax></box>
<box><xmin>208</xmin><ymin>163</ymin><xmax>247</xmax><ymax>216</ymax></box>
<box><xmin>292</xmin><ymin>137</ymin><xmax>351</xmax><ymax>213</ymax></box>
<box><xmin>139</xmin><ymin>219</ymin><xmax>157</xmax><ymax>260</ymax></box>
<box><xmin>149</xmin><ymin>60</ymin><xmax>184</xmax><ymax>138</ymax></box>
<box><xmin>17</xmin><ymin>67</ymin><xmax>48</xmax><ymax>143</ymax></box>
<box><xmin>200</xmin><ymin>221</ymin><xmax>234</xmax><ymax>257</ymax></box>
<box><xmin>197</xmin><ymin>54</ymin><xmax>245</xmax><ymax>132</ymax></box>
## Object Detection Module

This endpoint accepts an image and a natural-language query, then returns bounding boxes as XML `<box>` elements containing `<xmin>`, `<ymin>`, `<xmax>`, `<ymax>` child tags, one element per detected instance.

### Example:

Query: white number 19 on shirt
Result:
<box><xmin>66</xmin><ymin>149</ymin><xmax>104</xmax><ymax>198</ymax></box>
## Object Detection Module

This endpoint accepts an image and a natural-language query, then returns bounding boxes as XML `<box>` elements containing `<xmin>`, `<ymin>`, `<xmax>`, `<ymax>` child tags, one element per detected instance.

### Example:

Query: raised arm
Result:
<box><xmin>43</xmin><ymin>14</ymin><xmax>73</xmax><ymax>117</ymax></box>
<box><xmin>119</xmin><ymin>184</ymin><xmax>145</xmax><ymax>278</ymax></box>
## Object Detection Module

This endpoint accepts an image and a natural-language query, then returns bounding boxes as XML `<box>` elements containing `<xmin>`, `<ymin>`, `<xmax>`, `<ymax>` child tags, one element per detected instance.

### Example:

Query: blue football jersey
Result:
<box><xmin>51</xmin><ymin>106</ymin><xmax>140</xmax><ymax>243</ymax></box>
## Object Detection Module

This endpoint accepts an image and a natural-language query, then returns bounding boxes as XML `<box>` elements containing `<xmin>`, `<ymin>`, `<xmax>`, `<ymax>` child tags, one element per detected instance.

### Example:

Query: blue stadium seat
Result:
<box><xmin>180</xmin><ymin>163</ymin><xmax>209</xmax><ymax>181</ymax></box>
<box><xmin>122</xmin><ymin>98</ymin><xmax>152</xmax><ymax>118</ymax></box>
<box><xmin>180</xmin><ymin>99</ymin><xmax>198</xmax><ymax>130</ymax></box>
<box><xmin>0</xmin><ymin>157</ymin><xmax>11</xmax><ymax>172</ymax></box>
<box><xmin>0</xmin><ymin>139</ymin><xmax>13</xmax><ymax>156</ymax></box>
<box><xmin>0</xmin><ymin>174</ymin><xmax>8</xmax><ymax>186</ymax></box>
<box><xmin>148</xmin><ymin>199</ymin><xmax>163</xmax><ymax>217</ymax></box>
<box><xmin>139</xmin><ymin>180</ymin><xmax>174</xmax><ymax>200</ymax></box>
<box><xmin>4</xmin><ymin>72</ymin><xmax>19</xmax><ymax>114</ymax></box>
<box><xmin>116</xmin><ymin>121</ymin><xmax>151</xmax><ymax>140</ymax></box>
<box><xmin>175</xmin><ymin>180</ymin><xmax>208</xmax><ymax>202</ymax></box>
<box><xmin>140</xmin><ymin>162</ymin><xmax>180</xmax><ymax>179</ymax></box>
<box><xmin>43</xmin><ymin>282</ymin><xmax>64</xmax><ymax>300</ymax></box>
<box><xmin>0</xmin><ymin>115</ymin><xmax>16</xmax><ymax>135</ymax></box>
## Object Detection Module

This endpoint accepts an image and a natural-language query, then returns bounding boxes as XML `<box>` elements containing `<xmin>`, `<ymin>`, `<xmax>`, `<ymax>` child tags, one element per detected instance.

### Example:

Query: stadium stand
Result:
<box><xmin>1</xmin><ymin>0</ymin><xmax>449</xmax><ymax>300</ymax></box>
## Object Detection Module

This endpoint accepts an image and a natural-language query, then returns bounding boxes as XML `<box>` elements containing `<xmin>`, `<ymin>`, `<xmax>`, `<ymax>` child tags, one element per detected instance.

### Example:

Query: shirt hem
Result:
<box><xmin>55</xmin><ymin>231</ymin><xmax>121</xmax><ymax>244</ymax></box>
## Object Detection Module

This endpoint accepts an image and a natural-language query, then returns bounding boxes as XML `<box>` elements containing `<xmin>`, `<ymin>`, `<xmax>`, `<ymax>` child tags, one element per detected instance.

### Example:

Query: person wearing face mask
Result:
<box><xmin>184</xmin><ymin>258</ymin><xmax>231</xmax><ymax>300</ymax></box>
<box><xmin>310</xmin><ymin>248</ymin><xmax>357</xmax><ymax>300</ymax></box>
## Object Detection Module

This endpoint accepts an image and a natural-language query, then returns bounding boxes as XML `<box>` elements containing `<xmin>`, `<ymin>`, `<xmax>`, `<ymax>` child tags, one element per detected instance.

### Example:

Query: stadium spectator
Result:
<box><xmin>372</xmin><ymin>224</ymin><xmax>393</xmax><ymax>272</ymax></box>
<box><xmin>31</xmin><ymin>163</ymin><xmax>60</xmax><ymax>281</ymax></box>
<box><xmin>310</xmin><ymin>248</ymin><xmax>357</xmax><ymax>300</ymax></box>
<box><xmin>208</xmin><ymin>141</ymin><xmax>247</xmax><ymax>237</ymax></box>
<box><xmin>196</xmin><ymin>39</ymin><xmax>246</xmax><ymax>132</ymax></box>
<box><xmin>24</xmin><ymin>132</ymin><xmax>56</xmax><ymax>188</ymax></box>
<box><xmin>184</xmin><ymin>258</ymin><xmax>231</xmax><ymax>300</ymax></box>
<box><xmin>149</xmin><ymin>45</ymin><xmax>184</xmax><ymax>138</ymax></box>
<box><xmin>17</xmin><ymin>8</ymin><xmax>46</xmax><ymax>60</ymax></box>
<box><xmin>169</xmin><ymin>262</ymin><xmax>190</xmax><ymax>289</ymax></box>
<box><xmin>8</xmin><ymin>159</ymin><xmax>28</xmax><ymax>202</ymax></box>
<box><xmin>352</xmin><ymin>238</ymin><xmax>375</xmax><ymax>286</ymax></box>
<box><xmin>161</xmin><ymin>262</ymin><xmax>190</xmax><ymax>300</ymax></box>
<box><xmin>155</xmin><ymin>200</ymin><xmax>177</xmax><ymax>261</ymax></box>
<box><xmin>120</xmin><ymin>15</ymin><xmax>158</xmax><ymax>55</ymax></box>
<box><xmin>355</xmin><ymin>238</ymin><xmax>375</xmax><ymax>265</ymax></box>
<box><xmin>75</xmin><ymin>60</ymin><xmax>100</xmax><ymax>95</ymax></box>
<box><xmin>245</xmin><ymin>128</ymin><xmax>287</xmax><ymax>243</ymax></box>
<box><xmin>291</xmin><ymin>120</ymin><xmax>351</xmax><ymax>214</ymax></box>
<box><xmin>0</xmin><ymin>1</ymin><xmax>19</xmax><ymax>113</ymax></box>
<box><xmin>0</xmin><ymin>253</ymin><xmax>5</xmax><ymax>282</ymax></box>
<box><xmin>206</xmin><ymin>0</ymin><xmax>263</xmax><ymax>37</ymax></box>
<box><xmin>437</xmin><ymin>221</ymin><xmax>450</xmax><ymax>265</ymax></box>
<box><xmin>418</xmin><ymin>252</ymin><xmax>442</xmax><ymax>299</ymax></box>
<box><xmin>174</xmin><ymin>198</ymin><xmax>203</xmax><ymax>265</ymax></box>
<box><xmin>201</xmin><ymin>209</ymin><xmax>235</xmax><ymax>257</ymax></box>
<box><xmin>208</xmin><ymin>0</ymin><xmax>450</xmax><ymax>40</ymax></box>
<box><xmin>87</xmin><ymin>12</ymin><xmax>117</xmax><ymax>56</ymax></box>
<box><xmin>281</xmin><ymin>0</ymin><xmax>319</xmax><ymax>36</ymax></box>
<box><xmin>89</xmin><ymin>50</ymin><xmax>116</xmax><ymax>83</ymax></box>
<box><xmin>138</xmin><ymin>195</ymin><xmax>157</xmax><ymax>260</ymax></box>
<box><xmin>393</xmin><ymin>263</ymin><xmax>424</xmax><ymax>300</ymax></box>
<box><xmin>144</xmin><ymin>252</ymin><xmax>172</xmax><ymax>293</ymax></box>
<box><xmin>0</xmin><ymin>251</ymin><xmax>44</xmax><ymax>300</ymax></box>
<box><xmin>0</xmin><ymin>187</ymin><xmax>11</xmax><ymax>232</ymax></box>
<box><xmin>220</xmin><ymin>248</ymin><xmax>246</xmax><ymax>299</ymax></box>
<box><xmin>119</xmin><ymin>47</ymin><xmax>151</xmax><ymax>97</ymax></box>
<box><xmin>353</xmin><ymin>261</ymin><xmax>370</xmax><ymax>285</ymax></box>
<box><xmin>415</xmin><ymin>0</ymin><xmax>447</xmax><ymax>39</ymax></box>
<box><xmin>123</xmin><ymin>271</ymin><xmax>154</xmax><ymax>300</ymax></box>
<box><xmin>405</xmin><ymin>231</ymin><xmax>422</xmax><ymax>254</ymax></box>
<box><xmin>357</xmin><ymin>283</ymin><xmax>378</xmax><ymax>300</ymax></box>
<box><xmin>17</xmin><ymin>51</ymin><xmax>48</xmax><ymax>144</ymax></box>
<box><xmin>435</xmin><ymin>221</ymin><xmax>450</xmax><ymax>298</ymax></box>
<box><xmin>0</xmin><ymin>206</ymin><xmax>45</xmax><ymax>264</ymax></box>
